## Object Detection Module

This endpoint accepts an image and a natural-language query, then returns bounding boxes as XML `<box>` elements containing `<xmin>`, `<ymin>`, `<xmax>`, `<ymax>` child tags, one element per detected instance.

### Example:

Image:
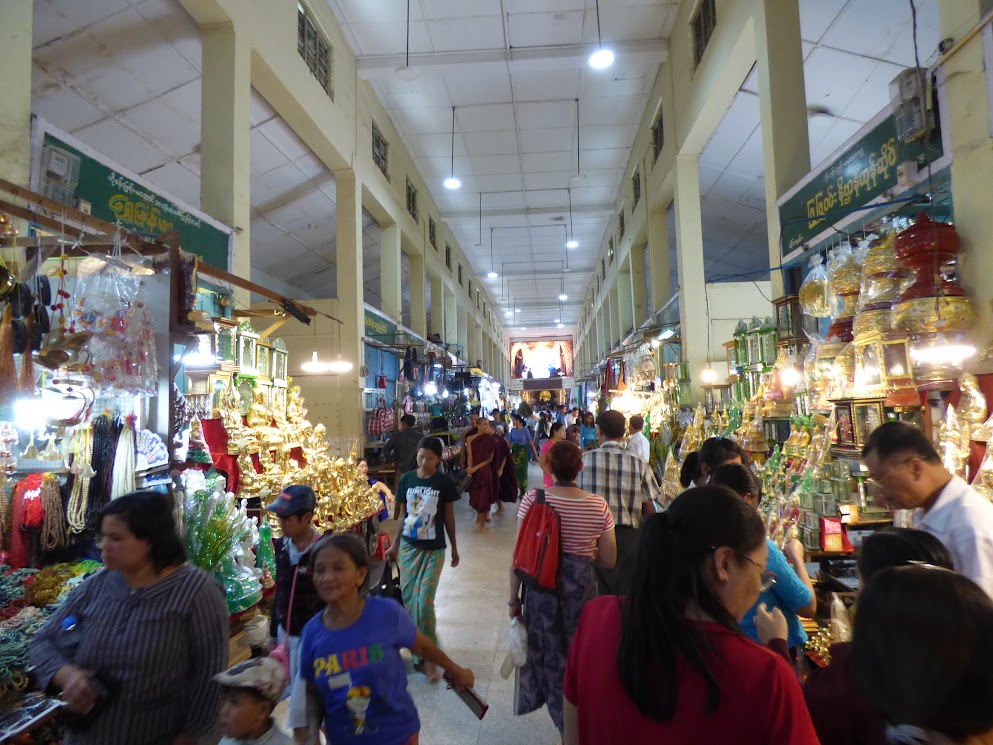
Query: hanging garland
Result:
<box><xmin>66</xmin><ymin>426</ymin><xmax>95</xmax><ymax>535</ymax></box>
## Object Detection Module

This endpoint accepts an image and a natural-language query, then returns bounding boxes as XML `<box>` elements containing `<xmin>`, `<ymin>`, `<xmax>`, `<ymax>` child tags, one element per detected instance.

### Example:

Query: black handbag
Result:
<box><xmin>456</xmin><ymin>470</ymin><xmax>473</xmax><ymax>494</ymax></box>
<box><xmin>370</xmin><ymin>560</ymin><xmax>404</xmax><ymax>607</ymax></box>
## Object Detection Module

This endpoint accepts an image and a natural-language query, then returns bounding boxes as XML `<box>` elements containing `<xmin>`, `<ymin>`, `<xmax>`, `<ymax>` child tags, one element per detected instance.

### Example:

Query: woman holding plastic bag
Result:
<box><xmin>508</xmin><ymin>441</ymin><xmax>616</xmax><ymax>735</ymax></box>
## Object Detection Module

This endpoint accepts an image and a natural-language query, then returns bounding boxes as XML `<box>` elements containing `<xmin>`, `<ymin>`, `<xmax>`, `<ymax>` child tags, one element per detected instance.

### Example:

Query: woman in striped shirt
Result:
<box><xmin>30</xmin><ymin>491</ymin><xmax>229</xmax><ymax>745</ymax></box>
<box><xmin>509</xmin><ymin>440</ymin><xmax>616</xmax><ymax>736</ymax></box>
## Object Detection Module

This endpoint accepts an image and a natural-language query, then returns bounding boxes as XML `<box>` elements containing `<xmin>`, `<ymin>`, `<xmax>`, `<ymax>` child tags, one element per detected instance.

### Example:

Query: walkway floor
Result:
<box><xmin>405</xmin><ymin>463</ymin><xmax>560</xmax><ymax>744</ymax></box>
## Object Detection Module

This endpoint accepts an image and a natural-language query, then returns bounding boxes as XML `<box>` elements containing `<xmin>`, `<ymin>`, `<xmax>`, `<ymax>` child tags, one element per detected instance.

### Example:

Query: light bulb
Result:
<box><xmin>395</xmin><ymin>65</ymin><xmax>417</xmax><ymax>81</ymax></box>
<box><xmin>701</xmin><ymin>366</ymin><xmax>718</xmax><ymax>384</ymax></box>
<box><xmin>504</xmin><ymin>311</ymin><xmax>512</xmax><ymax>317</ymax></box>
<box><xmin>558</xmin><ymin>293</ymin><xmax>568</xmax><ymax>301</ymax></box>
<box><xmin>557</xmin><ymin>323</ymin><xmax>564</xmax><ymax>329</ymax></box>
<box><xmin>326</xmin><ymin>354</ymin><xmax>353</xmax><ymax>373</ymax></box>
<box><xmin>515</xmin><ymin>308</ymin><xmax>521</xmax><ymax>313</ymax></box>
<box><xmin>566</xmin><ymin>239</ymin><xmax>578</xmax><ymax>249</ymax></box>
<box><xmin>487</xmin><ymin>271</ymin><xmax>498</xmax><ymax>278</ymax></box>
<box><xmin>650</xmin><ymin>339</ymin><xmax>661</xmax><ymax>348</ymax></box>
<box><xmin>301</xmin><ymin>351</ymin><xmax>329</xmax><ymax>373</ymax></box>
<box><xmin>443</xmin><ymin>176</ymin><xmax>462</xmax><ymax>190</ymax></box>
<box><xmin>781</xmin><ymin>367</ymin><xmax>802</xmax><ymax>387</ymax></box>
<box><xmin>423</xmin><ymin>380</ymin><xmax>438</xmax><ymax>396</ymax></box>
<box><xmin>589</xmin><ymin>48</ymin><xmax>615</xmax><ymax>69</ymax></box>
<box><xmin>442</xmin><ymin>388</ymin><xmax>449</xmax><ymax>398</ymax></box>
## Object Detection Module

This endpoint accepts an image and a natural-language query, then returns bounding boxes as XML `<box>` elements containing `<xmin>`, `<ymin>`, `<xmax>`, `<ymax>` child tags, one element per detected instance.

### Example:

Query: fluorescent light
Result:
<box><xmin>515</xmin><ymin>308</ymin><xmax>521</xmax><ymax>313</ymax></box>
<box><xmin>658</xmin><ymin>328</ymin><xmax>675</xmax><ymax>340</ymax></box>
<box><xmin>589</xmin><ymin>48</ymin><xmax>615</xmax><ymax>69</ymax></box>
<box><xmin>558</xmin><ymin>293</ymin><xmax>568</xmax><ymax>301</ymax></box>
<box><xmin>504</xmin><ymin>310</ymin><xmax>512</xmax><ymax>317</ymax></box>
<box><xmin>557</xmin><ymin>323</ymin><xmax>564</xmax><ymax>328</ymax></box>
<box><xmin>487</xmin><ymin>271</ymin><xmax>498</xmax><ymax>279</ymax></box>
<box><xmin>555</xmin><ymin>318</ymin><xmax>561</xmax><ymax>323</ymax></box>
<box><xmin>566</xmin><ymin>239</ymin><xmax>578</xmax><ymax>249</ymax></box>
<box><xmin>443</xmin><ymin>176</ymin><xmax>461</xmax><ymax>190</ymax></box>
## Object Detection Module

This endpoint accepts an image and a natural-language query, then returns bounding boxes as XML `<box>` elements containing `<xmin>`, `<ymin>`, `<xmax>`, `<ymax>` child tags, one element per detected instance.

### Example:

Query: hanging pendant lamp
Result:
<box><xmin>588</xmin><ymin>0</ymin><xmax>615</xmax><ymax>69</ymax></box>
<box><xmin>487</xmin><ymin>226</ymin><xmax>497</xmax><ymax>279</ymax></box>
<box><xmin>443</xmin><ymin>107</ymin><xmax>461</xmax><ymax>190</ymax></box>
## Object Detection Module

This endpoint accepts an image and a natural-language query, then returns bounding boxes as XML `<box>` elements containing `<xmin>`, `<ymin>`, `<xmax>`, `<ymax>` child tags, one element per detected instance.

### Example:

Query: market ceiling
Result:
<box><xmin>30</xmin><ymin>0</ymin><xmax>939</xmax><ymax>341</ymax></box>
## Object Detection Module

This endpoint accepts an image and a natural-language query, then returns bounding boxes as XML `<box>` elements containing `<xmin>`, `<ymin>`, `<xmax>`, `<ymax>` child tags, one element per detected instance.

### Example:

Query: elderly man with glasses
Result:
<box><xmin>862</xmin><ymin>421</ymin><xmax>993</xmax><ymax>598</ymax></box>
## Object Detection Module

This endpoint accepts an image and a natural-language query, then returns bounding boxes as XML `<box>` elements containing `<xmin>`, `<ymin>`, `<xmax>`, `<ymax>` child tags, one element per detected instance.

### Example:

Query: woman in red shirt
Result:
<box><xmin>563</xmin><ymin>486</ymin><xmax>819</xmax><ymax>745</ymax></box>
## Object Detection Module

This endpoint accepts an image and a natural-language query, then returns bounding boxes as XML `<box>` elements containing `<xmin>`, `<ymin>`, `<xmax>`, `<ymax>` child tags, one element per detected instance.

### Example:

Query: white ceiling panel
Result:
<box><xmin>580</xmin><ymin>147</ymin><xmax>629</xmax><ymax>170</ymax></box>
<box><xmin>378</xmin><ymin>77</ymin><xmax>452</xmax><ymax>109</ymax></box>
<box><xmin>798</xmin><ymin>0</ymin><xmax>847</xmax><ymax>43</ymax></box>
<box><xmin>422</xmin><ymin>0</ymin><xmax>502</xmax><ymax>20</ymax></box>
<box><xmin>809</xmin><ymin>117</ymin><xmax>863</xmax><ymax>168</ymax></box>
<box><xmin>520</xmin><ymin>128</ymin><xmax>573</xmax><ymax>153</ymax></box>
<box><xmin>471</xmin><ymin>153</ymin><xmax>523</xmax><ymax>174</ymax></box>
<box><xmin>803</xmin><ymin>45</ymin><xmax>879</xmax><ymax>118</ymax></box>
<box><xmin>510</xmin><ymin>68</ymin><xmax>580</xmax><ymax>101</ymax></box>
<box><xmin>475</xmin><ymin>173</ymin><xmax>525</xmax><ymax>192</ymax></box>
<box><xmin>34</xmin><ymin>7</ymin><xmax>199</xmax><ymax>114</ymax></box>
<box><xmin>502</xmin><ymin>0</ymin><xmax>585</xmax><ymax>13</ymax></box>
<box><xmin>251</xmin><ymin>162</ymin><xmax>312</xmax><ymax>208</ymax></box>
<box><xmin>133</xmin><ymin>0</ymin><xmax>203</xmax><ymax>71</ymax></box>
<box><xmin>72</xmin><ymin>117</ymin><xmax>173</xmax><ymax>174</ymax></box>
<box><xmin>428</xmin><ymin>17</ymin><xmax>505</xmax><ymax>52</ymax></box>
<box><xmin>580</xmin><ymin>94</ymin><xmax>648</xmax><ymax>126</ymax></box>
<box><xmin>580</xmin><ymin>123</ymin><xmax>638</xmax><ymax>150</ymax></box>
<box><xmin>119</xmin><ymin>78</ymin><xmax>201</xmax><ymax>158</ymax></box>
<box><xmin>444</xmin><ymin>63</ymin><xmax>512</xmax><ymax>106</ymax></box>
<box><xmin>456</xmin><ymin>103</ymin><xmax>518</xmax><ymax>132</ymax></box>
<box><xmin>507</xmin><ymin>11</ymin><xmax>584</xmax><ymax>48</ymax></box>
<box><xmin>389</xmin><ymin>106</ymin><xmax>452</xmax><ymax>134</ymax></box>
<box><xmin>31</xmin><ymin>65</ymin><xmax>107</xmax><ymax>133</ymax></box>
<box><xmin>841</xmin><ymin>59</ymin><xmax>907</xmax><ymax>122</ymax></box>
<box><xmin>347</xmin><ymin>22</ymin><xmax>433</xmax><ymax>56</ymax></box>
<box><xmin>464</xmin><ymin>130</ymin><xmax>520</xmax><ymax>156</ymax></box>
<box><xmin>601</xmin><ymin>5</ymin><xmax>669</xmax><ymax>40</ymax></box>
<box><xmin>32</xmin><ymin>0</ymin><xmax>131</xmax><ymax>48</ymax></box>
<box><xmin>250</xmin><ymin>89</ymin><xmax>277</xmax><ymax>128</ymax></box>
<box><xmin>258</xmin><ymin>117</ymin><xmax>313</xmax><ymax>162</ymax></box>
<box><xmin>333</xmin><ymin>0</ymin><xmax>424</xmax><ymax>25</ymax></box>
<box><xmin>523</xmin><ymin>151</ymin><xmax>574</xmax><ymax>173</ymax></box>
<box><xmin>143</xmin><ymin>161</ymin><xmax>200</xmax><ymax>208</ymax></box>
<box><xmin>249</xmin><ymin>128</ymin><xmax>291</xmax><ymax>175</ymax></box>
<box><xmin>517</xmin><ymin>100</ymin><xmax>577</xmax><ymax>130</ymax></box>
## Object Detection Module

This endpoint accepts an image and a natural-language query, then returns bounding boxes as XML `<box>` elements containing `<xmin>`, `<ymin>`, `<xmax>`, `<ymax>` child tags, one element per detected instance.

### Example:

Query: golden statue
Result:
<box><xmin>958</xmin><ymin>373</ymin><xmax>988</xmax><ymax>440</ymax></box>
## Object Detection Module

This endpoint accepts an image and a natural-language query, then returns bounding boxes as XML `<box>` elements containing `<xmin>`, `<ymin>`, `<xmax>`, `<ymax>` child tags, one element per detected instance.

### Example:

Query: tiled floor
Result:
<box><xmin>405</xmin><ymin>463</ymin><xmax>560</xmax><ymax>744</ymax></box>
<box><xmin>276</xmin><ymin>464</ymin><xmax>560</xmax><ymax>745</ymax></box>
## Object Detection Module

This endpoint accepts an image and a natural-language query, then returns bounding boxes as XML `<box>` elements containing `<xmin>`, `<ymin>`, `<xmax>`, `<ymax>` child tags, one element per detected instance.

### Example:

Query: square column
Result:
<box><xmin>408</xmin><ymin>250</ymin><xmax>426</xmax><ymax>338</ymax></box>
<box><xmin>334</xmin><ymin>170</ymin><xmax>367</xmax><ymax>440</ymax></box>
<box><xmin>674</xmin><ymin>154</ymin><xmax>709</xmax><ymax>403</ymax></box>
<box><xmin>756</xmin><ymin>0</ymin><xmax>810</xmax><ymax>298</ymax></box>
<box><xmin>458</xmin><ymin>305</ymin><xmax>469</xmax><ymax>364</ymax></box>
<box><xmin>608</xmin><ymin>285</ymin><xmax>621</xmax><ymax>350</ymax></box>
<box><xmin>0</xmin><ymin>0</ymin><xmax>32</xmax><ymax>189</ymax></box>
<box><xmin>474</xmin><ymin>323</ymin><xmax>483</xmax><ymax>368</ymax></box>
<box><xmin>429</xmin><ymin>272</ymin><xmax>444</xmax><ymax>338</ymax></box>
<box><xmin>380</xmin><ymin>224</ymin><xmax>402</xmax><ymax>323</ymax></box>
<box><xmin>618</xmin><ymin>262</ymin><xmax>634</xmax><ymax>339</ymax></box>
<box><xmin>200</xmin><ymin>21</ymin><xmax>251</xmax><ymax>297</ymax></box>
<box><xmin>646</xmin><ymin>207</ymin><xmax>670</xmax><ymax>315</ymax></box>
<box><xmin>444</xmin><ymin>286</ymin><xmax>458</xmax><ymax>349</ymax></box>
<box><xmin>630</xmin><ymin>245</ymin><xmax>650</xmax><ymax>327</ymax></box>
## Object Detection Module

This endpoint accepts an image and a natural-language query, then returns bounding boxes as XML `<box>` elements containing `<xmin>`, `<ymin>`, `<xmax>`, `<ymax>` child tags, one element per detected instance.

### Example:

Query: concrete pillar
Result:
<box><xmin>444</xmin><ymin>286</ymin><xmax>458</xmax><ymax>350</ymax></box>
<box><xmin>939</xmin><ymin>0</ymin><xmax>993</xmax><ymax>345</ymax></box>
<box><xmin>674</xmin><ymin>154</ymin><xmax>709</xmax><ymax>403</ymax></box>
<box><xmin>618</xmin><ymin>261</ymin><xmax>634</xmax><ymax>338</ymax></box>
<box><xmin>408</xmin><ymin>250</ymin><xmax>426</xmax><ymax>338</ymax></box>
<box><xmin>458</xmin><ymin>305</ymin><xmax>469</xmax><ymax>364</ymax></box>
<box><xmin>646</xmin><ymin>207</ymin><xmax>670</xmax><ymax>316</ymax></box>
<box><xmin>756</xmin><ymin>0</ymin><xmax>810</xmax><ymax>299</ymax></box>
<box><xmin>466</xmin><ymin>318</ymin><xmax>477</xmax><ymax>366</ymax></box>
<box><xmin>429</xmin><ymin>272</ymin><xmax>444</xmax><ymax>338</ymax></box>
<box><xmin>608</xmin><ymin>285</ymin><xmax>621</xmax><ymax>349</ymax></box>
<box><xmin>630</xmin><ymin>244</ymin><xmax>650</xmax><ymax>327</ymax></box>
<box><xmin>0</xmin><ymin>0</ymin><xmax>32</xmax><ymax>191</ymax></box>
<box><xmin>474</xmin><ymin>323</ymin><xmax>484</xmax><ymax>368</ymax></box>
<box><xmin>333</xmin><ymin>170</ymin><xmax>366</xmax><ymax>440</ymax></box>
<box><xmin>380</xmin><ymin>224</ymin><xmax>402</xmax><ymax>323</ymax></box>
<box><xmin>200</xmin><ymin>21</ymin><xmax>251</xmax><ymax>299</ymax></box>
<box><xmin>596</xmin><ymin>307</ymin><xmax>607</xmax><ymax>359</ymax></box>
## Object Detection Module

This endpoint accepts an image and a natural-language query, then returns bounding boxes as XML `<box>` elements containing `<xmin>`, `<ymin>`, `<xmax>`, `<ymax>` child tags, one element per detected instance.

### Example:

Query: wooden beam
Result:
<box><xmin>0</xmin><ymin>177</ymin><xmax>117</xmax><ymax>235</ymax></box>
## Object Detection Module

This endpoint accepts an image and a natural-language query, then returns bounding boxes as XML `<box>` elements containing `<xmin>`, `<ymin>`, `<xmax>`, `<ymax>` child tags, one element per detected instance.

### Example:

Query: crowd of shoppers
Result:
<box><xmin>27</xmin><ymin>416</ymin><xmax>993</xmax><ymax>745</ymax></box>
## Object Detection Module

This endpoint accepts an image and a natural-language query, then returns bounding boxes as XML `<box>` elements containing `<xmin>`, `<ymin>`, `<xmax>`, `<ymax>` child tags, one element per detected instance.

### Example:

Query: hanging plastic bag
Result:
<box><xmin>826</xmin><ymin>244</ymin><xmax>862</xmax><ymax>318</ymax></box>
<box><xmin>798</xmin><ymin>255</ymin><xmax>832</xmax><ymax>318</ymax></box>
<box><xmin>500</xmin><ymin>617</ymin><xmax>528</xmax><ymax>679</ymax></box>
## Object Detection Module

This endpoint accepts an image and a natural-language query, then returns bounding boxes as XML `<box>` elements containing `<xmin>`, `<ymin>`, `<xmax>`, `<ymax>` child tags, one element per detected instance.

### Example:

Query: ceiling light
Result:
<box><xmin>326</xmin><ymin>354</ymin><xmax>353</xmax><ymax>374</ymax></box>
<box><xmin>588</xmin><ymin>48</ymin><xmax>615</xmax><ymax>69</ymax></box>
<box><xmin>521</xmin><ymin>327</ymin><xmax>527</xmax><ymax>330</ymax></box>
<box><xmin>701</xmin><ymin>365</ymin><xmax>718</xmax><ymax>384</ymax></box>
<box><xmin>504</xmin><ymin>310</ymin><xmax>512</xmax><ymax>317</ymax></box>
<box><xmin>589</xmin><ymin>0</ymin><xmax>615</xmax><ymax>70</ymax></box>
<box><xmin>488</xmin><ymin>271</ymin><xmax>498</xmax><ymax>279</ymax></box>
<box><xmin>555</xmin><ymin>318</ymin><xmax>561</xmax><ymax>323</ymax></box>
<box><xmin>558</xmin><ymin>293</ymin><xmax>568</xmax><ymax>301</ymax></box>
<box><xmin>657</xmin><ymin>328</ymin><xmax>675</xmax><ymax>341</ymax></box>
<box><xmin>557</xmin><ymin>323</ymin><xmax>564</xmax><ymax>329</ymax></box>
<box><xmin>301</xmin><ymin>351</ymin><xmax>330</xmax><ymax>373</ymax></box>
<box><xmin>515</xmin><ymin>308</ymin><xmax>521</xmax><ymax>313</ymax></box>
<box><xmin>566</xmin><ymin>239</ymin><xmax>578</xmax><ymax>249</ymax></box>
<box><xmin>423</xmin><ymin>380</ymin><xmax>438</xmax><ymax>396</ymax></box>
<box><xmin>444</xmin><ymin>106</ymin><xmax>461</xmax><ymax>190</ymax></box>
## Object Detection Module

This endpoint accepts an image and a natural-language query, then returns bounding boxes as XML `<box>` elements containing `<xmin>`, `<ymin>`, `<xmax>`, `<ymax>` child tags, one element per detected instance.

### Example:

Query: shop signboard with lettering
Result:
<box><xmin>777</xmin><ymin>112</ymin><xmax>942</xmax><ymax>258</ymax></box>
<box><xmin>364</xmin><ymin>308</ymin><xmax>397</xmax><ymax>342</ymax></box>
<box><xmin>30</xmin><ymin>118</ymin><xmax>232</xmax><ymax>270</ymax></box>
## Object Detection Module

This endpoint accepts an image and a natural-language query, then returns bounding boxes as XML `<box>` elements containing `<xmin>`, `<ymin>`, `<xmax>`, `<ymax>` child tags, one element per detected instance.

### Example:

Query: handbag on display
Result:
<box><xmin>377</xmin><ymin>374</ymin><xmax>388</xmax><ymax>389</ymax></box>
<box><xmin>369</xmin><ymin>400</ymin><xmax>395</xmax><ymax>437</ymax></box>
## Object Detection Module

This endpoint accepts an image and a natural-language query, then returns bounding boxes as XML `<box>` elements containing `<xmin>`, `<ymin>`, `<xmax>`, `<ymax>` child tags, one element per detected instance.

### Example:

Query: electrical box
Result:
<box><xmin>890</xmin><ymin>68</ymin><xmax>932</xmax><ymax>143</ymax></box>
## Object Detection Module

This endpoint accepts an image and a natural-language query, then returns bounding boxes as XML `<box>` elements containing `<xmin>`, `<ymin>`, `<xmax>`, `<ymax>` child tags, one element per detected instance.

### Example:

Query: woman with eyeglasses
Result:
<box><xmin>562</xmin><ymin>487</ymin><xmax>819</xmax><ymax>745</ymax></box>
<box><xmin>711</xmin><ymin>464</ymin><xmax>815</xmax><ymax>664</ymax></box>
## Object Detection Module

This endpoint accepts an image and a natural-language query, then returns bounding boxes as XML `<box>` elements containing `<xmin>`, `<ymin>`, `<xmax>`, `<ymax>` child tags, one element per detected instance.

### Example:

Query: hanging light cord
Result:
<box><xmin>490</xmin><ymin>227</ymin><xmax>495</xmax><ymax>276</ymax></box>
<box><xmin>405</xmin><ymin>0</ymin><xmax>411</xmax><ymax>68</ymax></box>
<box><xmin>450</xmin><ymin>106</ymin><xmax>456</xmax><ymax>180</ymax></box>
<box><xmin>595</xmin><ymin>0</ymin><xmax>604</xmax><ymax>49</ymax></box>
<box><xmin>575</xmin><ymin>99</ymin><xmax>581</xmax><ymax>176</ymax></box>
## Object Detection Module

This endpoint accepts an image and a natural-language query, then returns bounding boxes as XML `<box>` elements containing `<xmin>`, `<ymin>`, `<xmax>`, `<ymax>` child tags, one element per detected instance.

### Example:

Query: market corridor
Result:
<box><xmin>405</xmin><ymin>463</ymin><xmax>558</xmax><ymax>745</ymax></box>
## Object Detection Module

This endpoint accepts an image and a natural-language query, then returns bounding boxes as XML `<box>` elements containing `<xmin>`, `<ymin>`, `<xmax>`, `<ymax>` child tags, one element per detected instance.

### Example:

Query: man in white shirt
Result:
<box><xmin>567</xmin><ymin>407</ymin><xmax>581</xmax><ymax>427</ymax></box>
<box><xmin>862</xmin><ymin>421</ymin><xmax>993</xmax><ymax>598</ymax></box>
<box><xmin>626</xmin><ymin>414</ymin><xmax>650</xmax><ymax>463</ymax></box>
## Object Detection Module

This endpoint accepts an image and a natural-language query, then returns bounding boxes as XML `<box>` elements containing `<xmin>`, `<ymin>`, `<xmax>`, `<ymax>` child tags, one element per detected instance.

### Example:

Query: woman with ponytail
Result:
<box><xmin>679</xmin><ymin>437</ymin><xmax>744</xmax><ymax>489</ymax></box>
<box><xmin>562</xmin><ymin>487</ymin><xmax>818</xmax><ymax>745</ymax></box>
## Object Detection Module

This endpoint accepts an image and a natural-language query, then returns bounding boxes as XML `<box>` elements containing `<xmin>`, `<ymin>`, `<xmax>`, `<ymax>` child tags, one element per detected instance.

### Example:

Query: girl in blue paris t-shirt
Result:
<box><xmin>297</xmin><ymin>534</ymin><xmax>475</xmax><ymax>744</ymax></box>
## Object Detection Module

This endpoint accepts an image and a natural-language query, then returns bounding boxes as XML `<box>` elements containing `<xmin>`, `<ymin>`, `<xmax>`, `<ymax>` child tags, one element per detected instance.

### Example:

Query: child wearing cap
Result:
<box><xmin>215</xmin><ymin>657</ymin><xmax>294</xmax><ymax>745</ymax></box>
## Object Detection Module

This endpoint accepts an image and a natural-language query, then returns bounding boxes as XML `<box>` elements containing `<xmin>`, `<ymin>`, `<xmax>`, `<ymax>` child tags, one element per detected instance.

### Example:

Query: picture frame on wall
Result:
<box><xmin>834</xmin><ymin>402</ymin><xmax>855</xmax><ymax>446</ymax></box>
<box><xmin>854</xmin><ymin>401</ymin><xmax>883</xmax><ymax>446</ymax></box>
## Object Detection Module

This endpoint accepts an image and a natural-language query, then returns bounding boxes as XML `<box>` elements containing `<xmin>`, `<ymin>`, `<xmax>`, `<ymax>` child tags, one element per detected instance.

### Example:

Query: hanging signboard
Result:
<box><xmin>364</xmin><ymin>307</ymin><xmax>398</xmax><ymax>342</ymax></box>
<box><xmin>29</xmin><ymin>117</ymin><xmax>232</xmax><ymax>270</ymax></box>
<box><xmin>777</xmin><ymin>109</ymin><xmax>942</xmax><ymax>258</ymax></box>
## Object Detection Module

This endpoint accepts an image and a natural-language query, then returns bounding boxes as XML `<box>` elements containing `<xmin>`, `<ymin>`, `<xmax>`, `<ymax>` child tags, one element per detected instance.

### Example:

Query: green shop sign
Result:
<box><xmin>31</xmin><ymin>121</ymin><xmax>231</xmax><ymax>270</ymax></box>
<box><xmin>364</xmin><ymin>308</ymin><xmax>397</xmax><ymax>341</ymax></box>
<box><xmin>778</xmin><ymin>112</ymin><xmax>942</xmax><ymax>257</ymax></box>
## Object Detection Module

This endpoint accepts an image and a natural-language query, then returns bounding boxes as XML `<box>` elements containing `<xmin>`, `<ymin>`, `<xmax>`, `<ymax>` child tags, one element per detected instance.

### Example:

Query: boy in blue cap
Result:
<box><xmin>265</xmin><ymin>484</ymin><xmax>324</xmax><ymax>740</ymax></box>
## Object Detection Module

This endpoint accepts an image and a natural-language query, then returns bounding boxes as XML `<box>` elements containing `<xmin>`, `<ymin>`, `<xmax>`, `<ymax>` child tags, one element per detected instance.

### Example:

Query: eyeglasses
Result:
<box><xmin>739</xmin><ymin>553</ymin><xmax>777</xmax><ymax>592</ymax></box>
<box><xmin>865</xmin><ymin>457</ymin><xmax>914</xmax><ymax>493</ymax></box>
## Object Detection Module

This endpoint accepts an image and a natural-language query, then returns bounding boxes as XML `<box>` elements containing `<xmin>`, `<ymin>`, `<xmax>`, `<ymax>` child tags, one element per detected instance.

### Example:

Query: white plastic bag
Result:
<box><xmin>500</xmin><ymin>618</ymin><xmax>528</xmax><ymax>679</ymax></box>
